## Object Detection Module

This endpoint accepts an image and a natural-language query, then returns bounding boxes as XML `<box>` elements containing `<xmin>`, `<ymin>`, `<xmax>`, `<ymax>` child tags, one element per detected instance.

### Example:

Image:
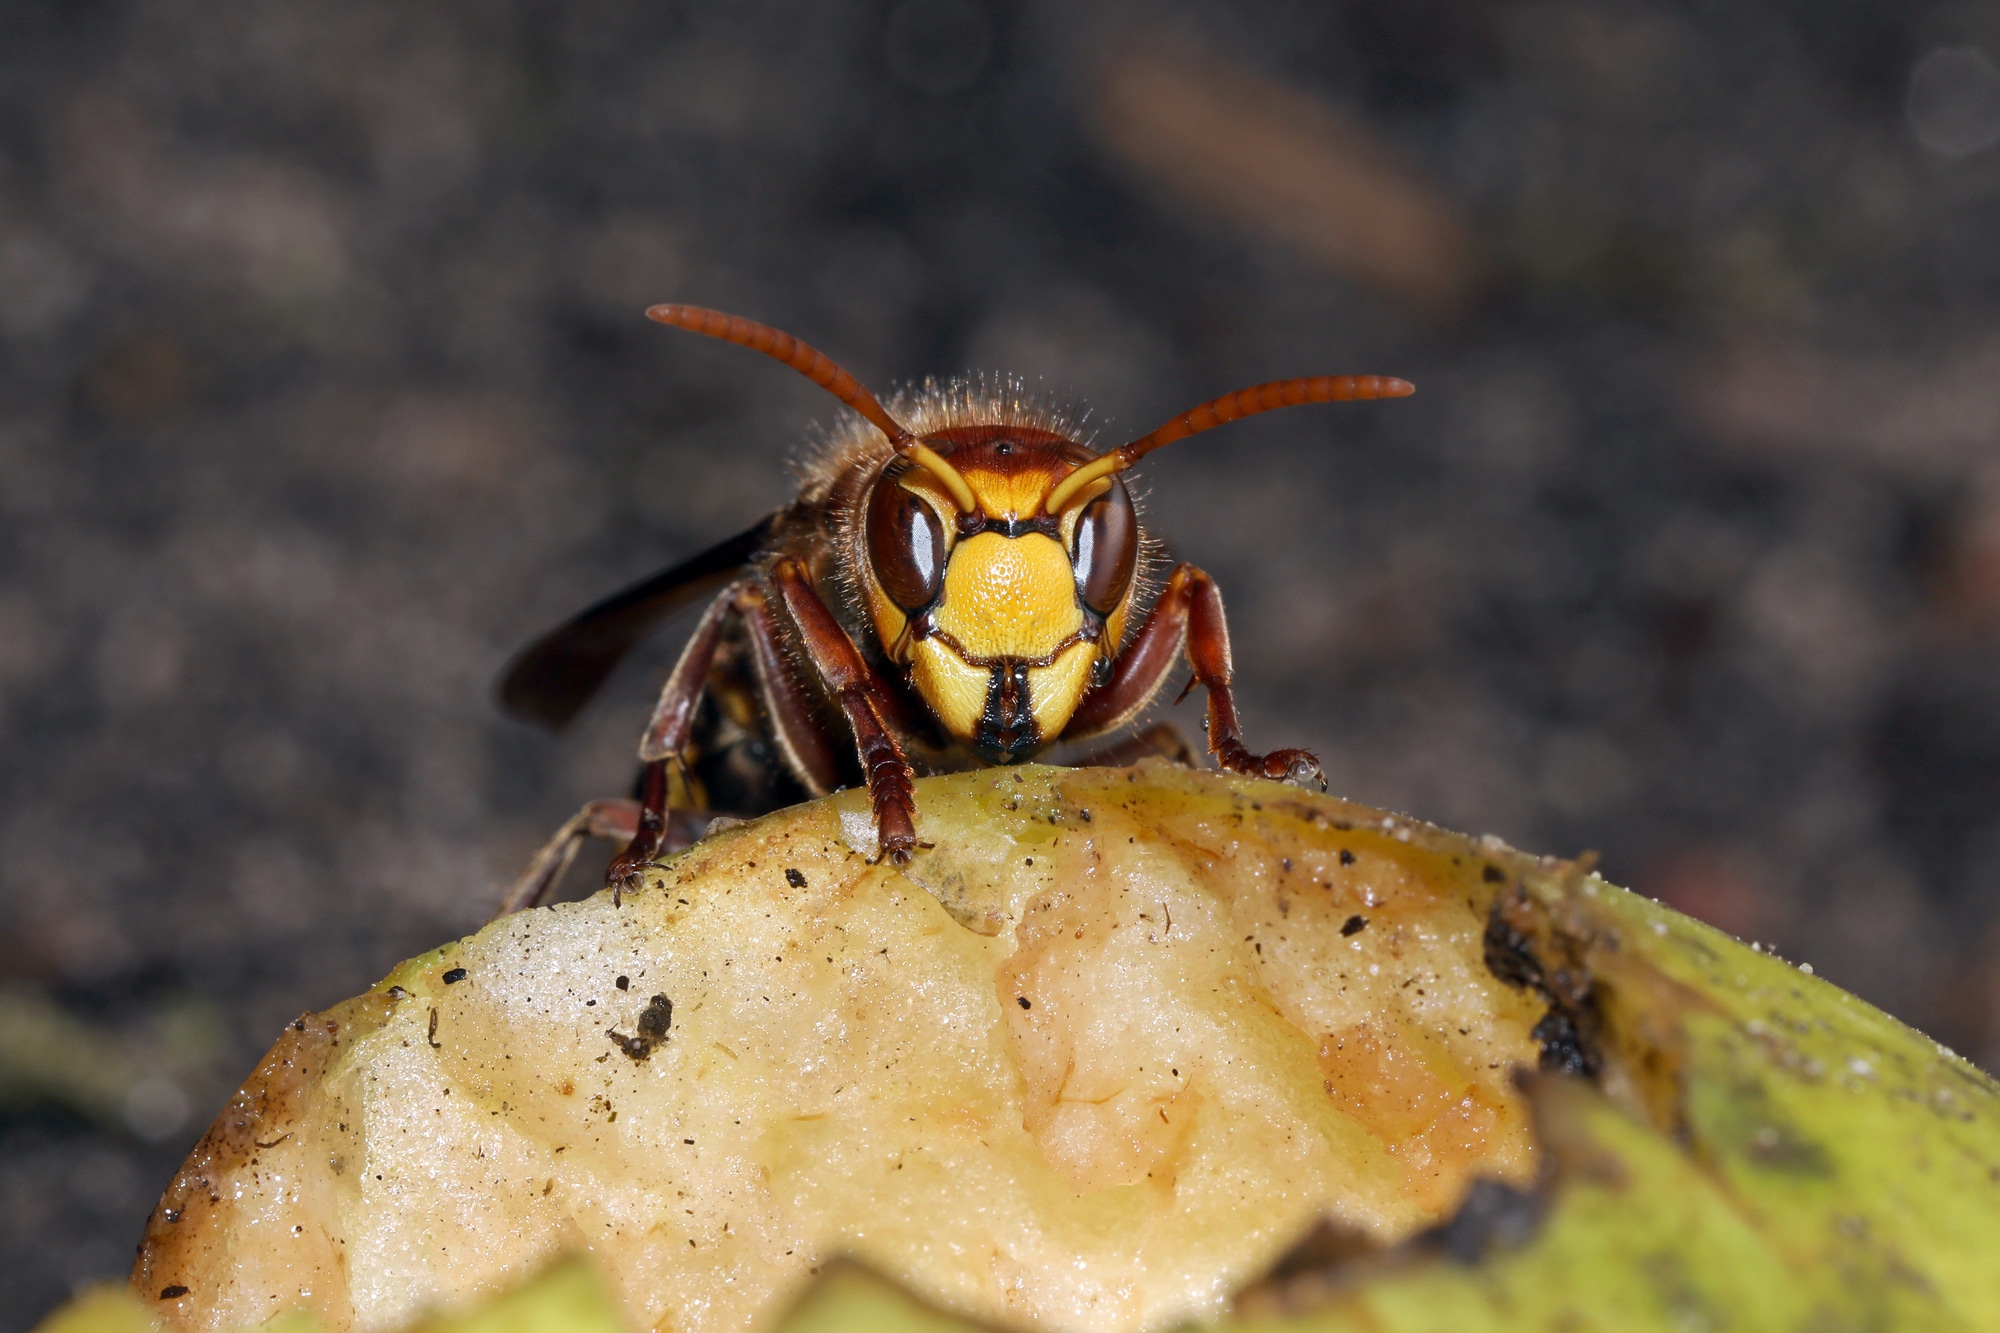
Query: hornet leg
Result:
<box><xmin>495</xmin><ymin>798</ymin><xmax>710</xmax><ymax>918</ymax></box>
<box><xmin>1063</xmin><ymin>563</ymin><xmax>1324</xmax><ymax>789</ymax></box>
<box><xmin>604</xmin><ymin>575</ymin><xmax>858</xmax><ymax>902</ymax></box>
<box><xmin>600</xmin><ymin>582</ymin><xmax>745</xmax><ymax>899</ymax></box>
<box><xmin>614</xmin><ymin>578</ymin><xmax>847</xmax><ymax>893</ymax></box>
<box><xmin>503</xmin><ymin>575</ymin><xmax>857</xmax><ymax>913</ymax></box>
<box><xmin>769</xmin><ymin>556</ymin><xmax>922</xmax><ymax>864</ymax></box>
<box><xmin>730</xmin><ymin>580</ymin><xmax>844</xmax><ymax>796</ymax></box>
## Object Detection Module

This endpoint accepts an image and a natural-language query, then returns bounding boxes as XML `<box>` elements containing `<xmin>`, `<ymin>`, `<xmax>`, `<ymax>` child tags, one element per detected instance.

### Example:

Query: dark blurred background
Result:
<box><xmin>6</xmin><ymin>0</ymin><xmax>2000</xmax><ymax>1320</ymax></box>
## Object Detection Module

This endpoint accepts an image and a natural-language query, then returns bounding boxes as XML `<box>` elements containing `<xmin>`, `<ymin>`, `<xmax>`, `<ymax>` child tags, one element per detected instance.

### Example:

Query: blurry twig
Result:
<box><xmin>1093</xmin><ymin>43</ymin><xmax>1486</xmax><ymax>317</ymax></box>
<box><xmin>1693</xmin><ymin>335</ymin><xmax>2000</xmax><ymax>481</ymax></box>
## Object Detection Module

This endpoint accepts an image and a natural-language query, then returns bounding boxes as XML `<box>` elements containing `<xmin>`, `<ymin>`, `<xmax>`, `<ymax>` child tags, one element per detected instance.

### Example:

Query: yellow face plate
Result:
<box><xmin>899</xmin><ymin>532</ymin><xmax>1103</xmax><ymax>747</ymax></box>
<box><xmin>1026</xmin><ymin>639</ymin><xmax>1100</xmax><ymax>740</ymax></box>
<box><xmin>932</xmin><ymin>532</ymin><xmax>1083</xmax><ymax>662</ymax></box>
<box><xmin>907</xmin><ymin>636</ymin><xmax>994</xmax><ymax>741</ymax></box>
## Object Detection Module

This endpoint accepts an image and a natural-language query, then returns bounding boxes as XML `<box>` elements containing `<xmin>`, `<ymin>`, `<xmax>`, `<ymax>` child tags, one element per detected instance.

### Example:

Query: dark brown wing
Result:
<box><xmin>497</xmin><ymin>516</ymin><xmax>777</xmax><ymax>730</ymax></box>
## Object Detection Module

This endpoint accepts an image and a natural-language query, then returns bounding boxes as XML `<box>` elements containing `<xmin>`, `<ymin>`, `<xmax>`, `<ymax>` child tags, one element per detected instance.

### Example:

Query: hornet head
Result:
<box><xmin>644</xmin><ymin>303</ymin><xmax>1412</xmax><ymax>761</ymax></box>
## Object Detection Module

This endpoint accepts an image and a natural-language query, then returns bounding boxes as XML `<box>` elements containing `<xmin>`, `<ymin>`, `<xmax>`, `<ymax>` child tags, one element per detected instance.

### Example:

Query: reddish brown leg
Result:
<box><xmin>1064</xmin><ymin>563</ymin><xmax>1324</xmax><ymax>789</ymax></box>
<box><xmin>615</xmin><ymin>582</ymin><xmax>819</xmax><ymax>890</ymax></box>
<box><xmin>523</xmin><ymin>576</ymin><xmax>854</xmax><ymax>906</ymax></box>
<box><xmin>639</xmin><ymin>584</ymin><xmax>740</xmax><ymax>763</ymax></box>
<box><xmin>638</xmin><ymin>580</ymin><xmax>842</xmax><ymax>792</ymax></box>
<box><xmin>594</xmin><ymin>583</ymin><xmax>746</xmax><ymax>901</ymax></box>
<box><xmin>733</xmin><ymin>581</ymin><xmax>843</xmax><ymax>795</ymax></box>
<box><xmin>1184</xmin><ymin>567</ymin><xmax>1325</xmax><ymax>787</ymax></box>
<box><xmin>604</xmin><ymin>759</ymin><xmax>673</xmax><ymax>901</ymax></box>
<box><xmin>1063</xmin><ymin>568</ymin><xmax>1196</xmax><ymax>740</ymax></box>
<box><xmin>768</xmin><ymin>556</ymin><xmax>921</xmax><ymax>864</ymax></box>
<box><xmin>495</xmin><ymin>796</ymin><xmax>709</xmax><ymax>917</ymax></box>
<box><xmin>1068</xmin><ymin>720</ymin><xmax>1198</xmax><ymax>768</ymax></box>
